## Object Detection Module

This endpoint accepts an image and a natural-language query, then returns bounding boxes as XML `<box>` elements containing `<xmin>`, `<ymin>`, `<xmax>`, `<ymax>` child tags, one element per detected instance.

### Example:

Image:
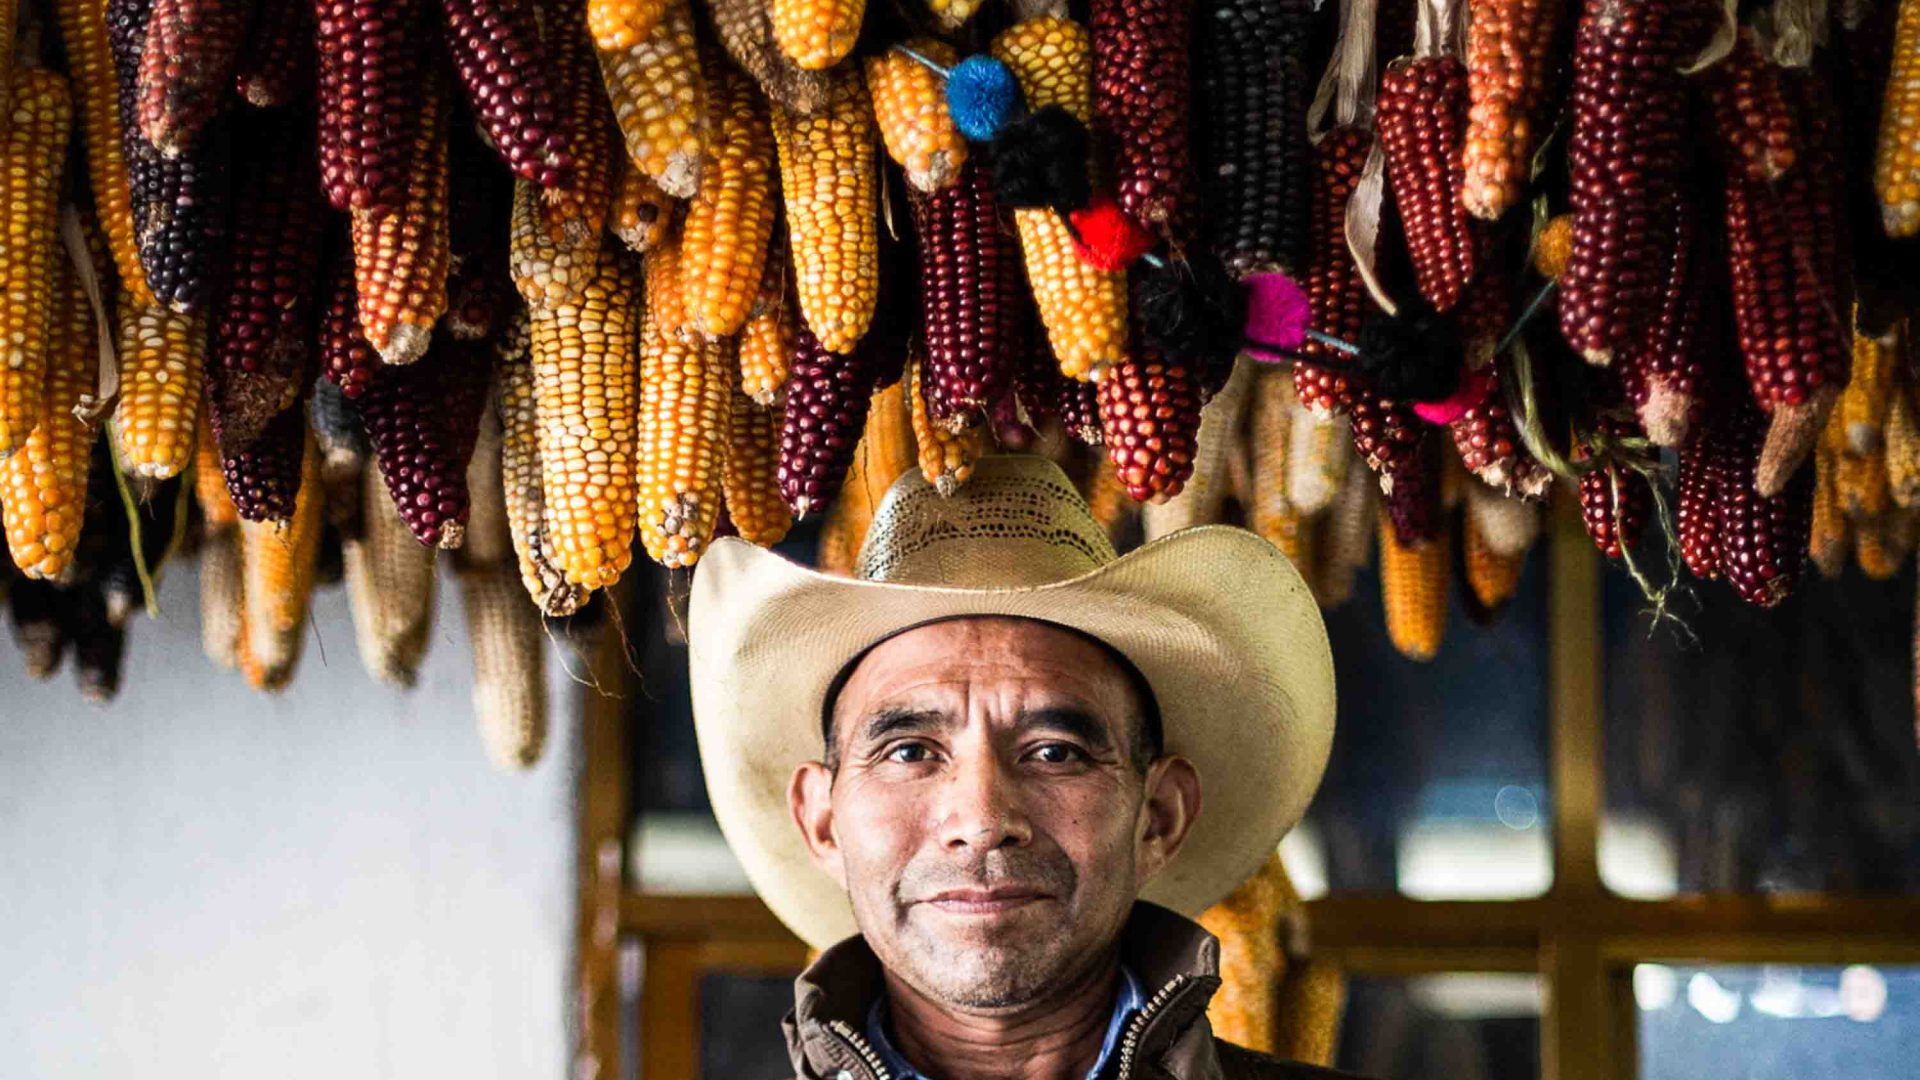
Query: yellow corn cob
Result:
<box><xmin>460</xmin><ymin>406</ymin><xmax>512</xmax><ymax>569</ymax></box>
<box><xmin>1</xmin><ymin>259</ymin><xmax>94</xmax><ymax>579</ymax></box>
<box><xmin>1249</xmin><ymin>368</ymin><xmax>1309</xmax><ymax>566</ymax></box>
<box><xmin>1836</xmin><ymin>440</ymin><xmax>1890</xmax><ymax>520</ymax></box>
<box><xmin>590</xmin><ymin>0</ymin><xmax>671</xmax><ymax>50</ymax></box>
<box><xmin>1889</xmin><ymin>383</ymin><xmax>1920</xmax><ymax>509</ymax></box>
<box><xmin>195</xmin><ymin>417</ymin><xmax>239</xmax><ymax>529</ymax></box>
<box><xmin>496</xmin><ymin>331</ymin><xmax>585</xmax><ymax>615</ymax></box>
<box><xmin>1875</xmin><ymin>0</ymin><xmax>1920</xmax><ymax>236</ymax></box>
<box><xmin>0</xmin><ymin>70</ymin><xmax>75</xmax><ymax>457</ymax></box>
<box><xmin>771</xmin><ymin>68</ymin><xmax>878</xmax><ymax>354</ymax></box>
<box><xmin>1380</xmin><ymin>513</ymin><xmax>1446</xmax><ymax>659</ymax></box>
<box><xmin>1809</xmin><ymin>442</ymin><xmax>1850</xmax><ymax>578</ymax></box>
<box><xmin>533</xmin><ymin>244</ymin><xmax>642</xmax><ymax>590</ymax></box>
<box><xmin>738</xmin><ymin>248</ymin><xmax>795</xmax><ymax>405</ymax></box>
<box><xmin>52</xmin><ymin>3</ymin><xmax>150</xmax><ymax>306</ymax></box>
<box><xmin>771</xmin><ymin>0</ymin><xmax>865</xmax><ymax>70</ymax></box>
<box><xmin>345</xmin><ymin>466</ymin><xmax>437</xmax><ymax>686</ymax></box>
<box><xmin>866</xmin><ymin>41</ymin><xmax>967</xmax><ymax>193</ymax></box>
<box><xmin>113</xmin><ymin>303</ymin><xmax>207</xmax><ymax>480</ymax></box>
<box><xmin>512</xmin><ymin>178</ymin><xmax>599</xmax><ymax>315</ymax></box>
<box><xmin>600</xmin><ymin>0</ymin><xmax>708</xmax><ymax>199</ymax></box>
<box><xmin>722</xmin><ymin>390</ymin><xmax>793</xmax><ymax>546</ymax></box>
<box><xmin>611</xmin><ymin>160</ymin><xmax>676</xmax><ymax>254</ymax></box>
<box><xmin>1856</xmin><ymin>510</ymin><xmax>1917</xmax><ymax>580</ymax></box>
<box><xmin>1314</xmin><ymin>456</ymin><xmax>1376</xmax><ymax>608</ymax></box>
<box><xmin>1839</xmin><ymin>326</ymin><xmax>1894</xmax><ymax>456</ymax></box>
<box><xmin>1083</xmin><ymin>450</ymin><xmax>1135</xmax><ymax>539</ymax></box>
<box><xmin>1274</xmin><ymin>960</ymin><xmax>1347</xmax><ymax>1067</ymax></box>
<box><xmin>1465</xmin><ymin>509</ymin><xmax>1527</xmax><ymax>608</ymax></box>
<box><xmin>199</xmin><ymin>525</ymin><xmax>244</xmax><ymax>669</ymax></box>
<box><xmin>1198</xmin><ymin>852</ymin><xmax>1291</xmax><ymax>1053</ymax></box>
<box><xmin>924</xmin><ymin>0</ymin><xmax>988</xmax><ymax>31</ymax></box>
<box><xmin>816</xmin><ymin>380</ymin><xmax>913</xmax><ymax>572</ymax></box>
<box><xmin>238</xmin><ymin>429</ymin><xmax>323</xmax><ymax>691</ymax></box>
<box><xmin>992</xmin><ymin>18</ymin><xmax>1126</xmax><ymax>381</ymax></box>
<box><xmin>462</xmin><ymin>565</ymin><xmax>549</xmax><ymax>770</ymax></box>
<box><xmin>908</xmin><ymin>351</ymin><xmax>986</xmax><ymax>495</ymax></box>
<box><xmin>682</xmin><ymin>59</ymin><xmax>776</xmax><ymax>337</ymax></box>
<box><xmin>350</xmin><ymin>78</ymin><xmax>449</xmax><ymax>365</ymax></box>
<box><xmin>637</xmin><ymin>241</ymin><xmax>734</xmax><ymax>568</ymax></box>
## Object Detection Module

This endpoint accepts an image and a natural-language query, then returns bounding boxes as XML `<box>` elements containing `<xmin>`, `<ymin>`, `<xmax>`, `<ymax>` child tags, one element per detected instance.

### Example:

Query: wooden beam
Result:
<box><xmin>576</xmin><ymin>618</ymin><xmax>634</xmax><ymax>1080</ymax></box>
<box><xmin>1548</xmin><ymin>500</ymin><xmax>1603</xmax><ymax>896</ymax></box>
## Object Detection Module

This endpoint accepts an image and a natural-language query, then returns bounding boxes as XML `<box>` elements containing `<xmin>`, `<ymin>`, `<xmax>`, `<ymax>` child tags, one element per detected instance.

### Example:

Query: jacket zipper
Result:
<box><xmin>1112</xmin><ymin>973</ymin><xmax>1191</xmax><ymax>1080</ymax></box>
<box><xmin>825</xmin><ymin>1018</ymin><xmax>895</xmax><ymax>1080</ymax></box>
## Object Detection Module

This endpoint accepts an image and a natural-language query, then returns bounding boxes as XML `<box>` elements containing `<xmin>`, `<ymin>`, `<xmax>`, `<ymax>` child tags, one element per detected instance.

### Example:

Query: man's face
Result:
<box><xmin>788</xmin><ymin>617</ymin><xmax>1201</xmax><ymax>1012</ymax></box>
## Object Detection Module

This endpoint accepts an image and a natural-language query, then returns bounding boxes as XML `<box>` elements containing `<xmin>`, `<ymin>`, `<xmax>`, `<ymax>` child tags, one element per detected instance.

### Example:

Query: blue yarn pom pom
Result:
<box><xmin>945</xmin><ymin>56</ymin><xmax>1020</xmax><ymax>143</ymax></box>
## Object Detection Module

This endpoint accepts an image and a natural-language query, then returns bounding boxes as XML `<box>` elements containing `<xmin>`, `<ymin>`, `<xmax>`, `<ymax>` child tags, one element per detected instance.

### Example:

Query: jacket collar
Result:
<box><xmin>783</xmin><ymin>901</ymin><xmax>1226</xmax><ymax>1079</ymax></box>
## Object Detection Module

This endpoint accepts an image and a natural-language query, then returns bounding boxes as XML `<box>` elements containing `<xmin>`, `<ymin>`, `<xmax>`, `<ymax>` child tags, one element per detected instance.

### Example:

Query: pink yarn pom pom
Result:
<box><xmin>1242</xmin><ymin>272</ymin><xmax>1312</xmax><ymax>363</ymax></box>
<box><xmin>1412</xmin><ymin>366</ymin><xmax>1494</xmax><ymax>425</ymax></box>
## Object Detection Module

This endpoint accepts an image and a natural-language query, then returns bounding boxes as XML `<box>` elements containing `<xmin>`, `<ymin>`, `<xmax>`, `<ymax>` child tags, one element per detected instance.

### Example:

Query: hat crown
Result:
<box><xmin>853</xmin><ymin>456</ymin><xmax>1119</xmax><ymax>587</ymax></box>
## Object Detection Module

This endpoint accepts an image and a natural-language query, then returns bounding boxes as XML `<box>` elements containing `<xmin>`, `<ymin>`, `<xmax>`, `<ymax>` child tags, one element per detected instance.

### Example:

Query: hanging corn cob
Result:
<box><xmin>1379</xmin><ymin>512</ymin><xmax>1448</xmax><ymax>661</ymax></box>
<box><xmin>232</xmin><ymin>0</ymin><xmax>311</xmax><ymax>108</ymax></box>
<box><xmin>113</xmin><ymin>303</ymin><xmax>208</xmax><ymax>479</ymax></box>
<box><xmin>591</xmin><ymin>0</ymin><xmax>669</xmax><ymax>49</ymax></box>
<box><xmin>463</xmin><ymin>565</ymin><xmax>549</xmax><ymax>768</ymax></box>
<box><xmin>708</xmin><ymin>0</ymin><xmax>832</xmax><ymax>115</ymax></box>
<box><xmin>55</xmin><ymin>0</ymin><xmax>153</xmax><ymax>306</ymax></box>
<box><xmin>908</xmin><ymin>352</ymin><xmax>987</xmax><ymax>496</ymax></box>
<box><xmin>310</xmin><ymin>376</ymin><xmax>369</xmax><ymax>539</ymax></box>
<box><xmin>599</xmin><ymin>0</ymin><xmax>707</xmax><ymax>199</ymax></box>
<box><xmin>2</xmin><ymin>260</ymin><xmax>95</xmax><ymax>580</ymax></box>
<box><xmin>199</xmin><ymin>526</ymin><xmax>244</xmax><ymax>667</ymax></box>
<box><xmin>207</xmin><ymin>108</ymin><xmax>324</xmax><ymax>451</ymax></box>
<box><xmin>721</xmin><ymin>391</ymin><xmax>793</xmax><ymax>546</ymax></box>
<box><xmin>611</xmin><ymin>161</ymin><xmax>676</xmax><ymax>253</ymax></box>
<box><xmin>1017</xmin><ymin>323</ymin><xmax>1106</xmax><ymax>448</ymax></box>
<box><xmin>534</xmin><ymin>243</ymin><xmax>642</xmax><ymax>590</ymax></box>
<box><xmin>344</xmin><ymin>466</ymin><xmax>437</xmax><ymax>685</ymax></box>
<box><xmin>1377</xmin><ymin>49</ymin><xmax>1477</xmax><ymax>313</ymax></box>
<box><xmin>315</xmin><ymin>0</ymin><xmax>427</xmax><ymax>213</ymax></box>
<box><xmin>1091</xmin><ymin>0</ymin><xmax>1196</xmax><ymax>239</ymax></box>
<box><xmin>1575</xmin><ymin>417</ymin><xmax>1649</xmax><ymax>559</ymax></box>
<box><xmin>357</xmin><ymin>339</ymin><xmax>493</xmax><ymax>549</ymax></box>
<box><xmin>135</xmin><ymin>0</ymin><xmax>247</xmax><ymax>155</ymax></box>
<box><xmin>444</xmin><ymin>127</ymin><xmax>514</xmax><ymax>343</ymax></box>
<box><xmin>1464</xmin><ymin>480</ymin><xmax>1538</xmax><ymax>609</ymax></box>
<box><xmin>1447</xmin><ymin>366</ymin><xmax>1550</xmax><ymax>499</ymax></box>
<box><xmin>1287</xmin><ymin>400</ymin><xmax>1349</xmax><ymax>517</ymax></box>
<box><xmin>238</xmin><ymin>429</ymin><xmax>323</xmax><ymax>690</ymax></box>
<box><xmin>495</xmin><ymin>315</ymin><xmax>584</xmax><ymax>615</ymax></box>
<box><xmin>1676</xmin><ymin>430</ymin><xmax>1718</xmax><ymax>580</ymax></box>
<box><xmin>1838</xmin><ymin>327</ymin><xmax>1895</xmax><ymax>456</ymax></box>
<box><xmin>511</xmin><ymin>177</ymin><xmax>601</xmax><ymax>315</ymax></box>
<box><xmin>1808</xmin><ymin>437</ymin><xmax>1848</xmax><ymax>578</ymax></box>
<box><xmin>220</xmin><ymin>397</ymin><xmax>307</xmax><ymax>523</ymax></box>
<box><xmin>441</xmin><ymin>0</ymin><xmax>571</xmax><ymax>188</ymax></box>
<box><xmin>1142</xmin><ymin>356</ymin><xmax>1254</xmax><ymax>537</ymax></box>
<box><xmin>992</xmin><ymin>16</ymin><xmax>1128</xmax><ymax>381</ymax></box>
<box><xmin>771</xmin><ymin>67</ymin><xmax>879</xmax><ymax>355</ymax></box>
<box><xmin>1194</xmin><ymin>0</ymin><xmax>1316</xmax><ymax>277</ymax></box>
<box><xmin>771</xmin><ymin>0</ymin><xmax>864</xmax><ymax>71</ymax></box>
<box><xmin>1618</xmin><ymin>199</ymin><xmax>1705</xmax><ymax>447</ymax></box>
<box><xmin>542</xmin><ymin>18</ymin><xmax>620</xmax><ymax>246</ymax></box>
<box><xmin>637</xmin><ymin>241</ymin><xmax>734</xmax><ymax>568</ymax></box>
<box><xmin>1875</xmin><ymin>0</ymin><xmax>1920</xmax><ymax>236</ymax></box>
<box><xmin>1462</xmin><ymin>0</ymin><xmax>1565</xmax><ymax>219</ymax></box>
<box><xmin>350</xmin><ymin>75</ymin><xmax>450</xmax><ymax>365</ymax></box>
<box><xmin>1100</xmin><ymin>344</ymin><xmax>1204</xmax><ymax>503</ymax></box>
<box><xmin>1197</xmin><ymin>853</ymin><xmax>1291</xmax><ymax>1053</ymax></box>
<box><xmin>1854</xmin><ymin>510</ymin><xmax>1916</xmax><ymax>580</ymax></box>
<box><xmin>779</xmin><ymin>320</ymin><xmax>886</xmax><ymax>517</ymax></box>
<box><xmin>909</xmin><ymin>162</ymin><xmax>1021</xmax><ymax>425</ymax></box>
<box><xmin>739</xmin><ymin>248</ymin><xmax>796</xmax><ymax>406</ymax></box>
<box><xmin>1712</xmin><ymin>401</ymin><xmax>1812</xmax><ymax>607</ymax></box>
<box><xmin>195</xmin><ymin>418</ymin><xmax>239</xmax><ymax>529</ymax></box>
<box><xmin>1888</xmin><ymin>382</ymin><xmax>1920</xmax><ymax>509</ymax></box>
<box><xmin>867</xmin><ymin>42</ymin><xmax>966</xmax><ymax>193</ymax></box>
<box><xmin>815</xmin><ymin>379</ymin><xmax>915</xmax><ymax>571</ymax></box>
<box><xmin>1247</xmin><ymin>369</ymin><xmax>1311</xmax><ymax>566</ymax></box>
<box><xmin>1294</xmin><ymin>127</ymin><xmax>1373</xmax><ymax>415</ymax></box>
<box><xmin>1375</xmin><ymin>428</ymin><xmax>1442</xmax><ymax>546</ymax></box>
<box><xmin>1701</xmin><ymin>30</ymin><xmax>1796</xmax><ymax>182</ymax></box>
<box><xmin>681</xmin><ymin>58</ymin><xmax>776</xmax><ymax>338</ymax></box>
<box><xmin>0</xmin><ymin>70</ymin><xmax>74</xmax><ymax>459</ymax></box>
<box><xmin>108</xmin><ymin>0</ymin><xmax>231</xmax><ymax>314</ymax></box>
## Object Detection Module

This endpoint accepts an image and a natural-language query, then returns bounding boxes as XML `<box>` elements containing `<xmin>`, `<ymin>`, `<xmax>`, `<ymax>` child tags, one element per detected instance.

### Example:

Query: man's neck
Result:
<box><xmin>878</xmin><ymin>955</ymin><xmax>1123</xmax><ymax>1080</ymax></box>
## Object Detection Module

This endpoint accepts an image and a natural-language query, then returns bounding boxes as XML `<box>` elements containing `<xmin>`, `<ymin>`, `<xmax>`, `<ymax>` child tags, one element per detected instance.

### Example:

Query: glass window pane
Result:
<box><xmin>1635</xmin><ymin>964</ymin><xmax>1920</xmax><ymax>1079</ymax></box>
<box><xmin>1336</xmin><ymin>973</ymin><xmax>1541</xmax><ymax>1079</ymax></box>
<box><xmin>697</xmin><ymin>972</ymin><xmax>795</xmax><ymax>1079</ymax></box>
<box><xmin>1302</xmin><ymin>553</ymin><xmax>1553</xmax><ymax>898</ymax></box>
<box><xmin>1601</xmin><ymin>565</ymin><xmax>1920</xmax><ymax>896</ymax></box>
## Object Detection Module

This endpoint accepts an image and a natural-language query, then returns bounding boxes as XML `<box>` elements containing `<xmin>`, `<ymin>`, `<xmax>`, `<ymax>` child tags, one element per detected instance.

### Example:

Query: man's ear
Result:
<box><xmin>1134</xmin><ymin>755</ymin><xmax>1202</xmax><ymax>888</ymax></box>
<box><xmin>789</xmin><ymin>761</ymin><xmax>846</xmax><ymax>888</ymax></box>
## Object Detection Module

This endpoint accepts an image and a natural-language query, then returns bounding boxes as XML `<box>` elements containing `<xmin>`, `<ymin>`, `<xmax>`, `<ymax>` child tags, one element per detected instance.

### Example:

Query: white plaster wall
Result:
<box><xmin>0</xmin><ymin>561</ymin><xmax>576</xmax><ymax>1080</ymax></box>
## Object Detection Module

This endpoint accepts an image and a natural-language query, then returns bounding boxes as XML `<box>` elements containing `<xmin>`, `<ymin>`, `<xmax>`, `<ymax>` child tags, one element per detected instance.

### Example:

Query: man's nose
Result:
<box><xmin>936</xmin><ymin>752</ymin><xmax>1032</xmax><ymax>852</ymax></box>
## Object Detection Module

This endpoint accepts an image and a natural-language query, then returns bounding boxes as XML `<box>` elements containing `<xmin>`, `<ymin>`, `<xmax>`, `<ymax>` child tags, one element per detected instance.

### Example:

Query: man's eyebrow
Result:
<box><xmin>1013</xmin><ymin>706</ymin><xmax>1116</xmax><ymax>749</ymax></box>
<box><xmin>854</xmin><ymin>707</ymin><xmax>948</xmax><ymax>746</ymax></box>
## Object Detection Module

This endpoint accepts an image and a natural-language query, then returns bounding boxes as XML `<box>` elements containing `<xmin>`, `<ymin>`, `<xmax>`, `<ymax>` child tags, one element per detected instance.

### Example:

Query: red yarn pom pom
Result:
<box><xmin>1069</xmin><ymin>197</ymin><xmax>1154</xmax><ymax>271</ymax></box>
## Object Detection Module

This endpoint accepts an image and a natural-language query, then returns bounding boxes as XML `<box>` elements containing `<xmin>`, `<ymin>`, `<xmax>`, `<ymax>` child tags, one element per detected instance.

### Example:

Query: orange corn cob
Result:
<box><xmin>1</xmin><ymin>260</ymin><xmax>95</xmax><ymax>580</ymax></box>
<box><xmin>590</xmin><ymin>0</ymin><xmax>670</xmax><ymax>50</ymax></box>
<box><xmin>113</xmin><ymin>303</ymin><xmax>208</xmax><ymax>479</ymax></box>
<box><xmin>924</xmin><ymin>0</ymin><xmax>986</xmax><ymax>30</ymax></box>
<box><xmin>1875</xmin><ymin>0</ymin><xmax>1920</xmax><ymax>236</ymax></box>
<box><xmin>1379</xmin><ymin>514</ymin><xmax>1448</xmax><ymax>661</ymax></box>
<box><xmin>738</xmin><ymin>248</ymin><xmax>795</xmax><ymax>406</ymax></box>
<box><xmin>771</xmin><ymin>0</ymin><xmax>865</xmax><ymax>71</ymax></box>
<box><xmin>1887</xmin><ymin>382</ymin><xmax>1920</xmax><ymax>510</ymax></box>
<box><xmin>350</xmin><ymin>76</ymin><xmax>449</xmax><ymax>365</ymax></box>
<box><xmin>1198</xmin><ymin>853</ymin><xmax>1290</xmax><ymax>1053</ymax></box>
<box><xmin>637</xmin><ymin>241</ymin><xmax>734</xmax><ymax>568</ymax></box>
<box><xmin>1808</xmin><ymin>439</ymin><xmax>1848</xmax><ymax>578</ymax></box>
<box><xmin>771</xmin><ymin>67</ymin><xmax>879</xmax><ymax>353</ymax></box>
<box><xmin>908</xmin><ymin>351</ymin><xmax>986</xmax><ymax>496</ymax></box>
<box><xmin>598</xmin><ymin>0</ymin><xmax>707</xmax><ymax>199</ymax></box>
<box><xmin>1465</xmin><ymin>505</ymin><xmax>1528</xmax><ymax>609</ymax></box>
<box><xmin>0</xmin><ymin>71</ymin><xmax>75</xmax><ymax>458</ymax></box>
<box><xmin>681</xmin><ymin>59</ymin><xmax>776</xmax><ymax>337</ymax></box>
<box><xmin>195</xmin><ymin>417</ymin><xmax>239</xmax><ymax>529</ymax></box>
<box><xmin>611</xmin><ymin>160</ymin><xmax>676</xmax><ymax>253</ymax></box>
<box><xmin>1463</xmin><ymin>0</ymin><xmax>1565</xmax><ymax>219</ymax></box>
<box><xmin>54</xmin><ymin>2</ymin><xmax>152</xmax><ymax>306</ymax></box>
<box><xmin>866</xmin><ymin>41</ymin><xmax>967</xmax><ymax>193</ymax></box>
<box><xmin>708</xmin><ymin>0</ymin><xmax>832</xmax><ymax>115</ymax></box>
<box><xmin>1249</xmin><ymin>368</ymin><xmax>1309</xmax><ymax>566</ymax></box>
<box><xmin>239</xmin><ymin>430</ymin><xmax>324</xmax><ymax>691</ymax></box>
<box><xmin>721</xmin><ymin>390</ymin><xmax>793</xmax><ymax>546</ymax></box>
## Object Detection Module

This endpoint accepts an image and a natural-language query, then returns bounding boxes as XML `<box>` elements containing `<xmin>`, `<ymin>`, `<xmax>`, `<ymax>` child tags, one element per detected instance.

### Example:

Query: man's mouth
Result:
<box><xmin>921</xmin><ymin>886</ymin><xmax>1050</xmax><ymax>915</ymax></box>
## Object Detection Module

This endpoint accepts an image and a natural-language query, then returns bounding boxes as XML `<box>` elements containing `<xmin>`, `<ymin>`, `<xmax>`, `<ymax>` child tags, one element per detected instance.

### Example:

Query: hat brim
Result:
<box><xmin>688</xmin><ymin>525</ymin><xmax>1335</xmax><ymax>950</ymax></box>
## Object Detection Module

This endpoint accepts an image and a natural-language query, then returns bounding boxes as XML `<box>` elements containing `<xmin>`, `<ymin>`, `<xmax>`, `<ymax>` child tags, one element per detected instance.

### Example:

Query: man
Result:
<box><xmin>690</xmin><ymin>455</ymin><xmax>1347</xmax><ymax>1079</ymax></box>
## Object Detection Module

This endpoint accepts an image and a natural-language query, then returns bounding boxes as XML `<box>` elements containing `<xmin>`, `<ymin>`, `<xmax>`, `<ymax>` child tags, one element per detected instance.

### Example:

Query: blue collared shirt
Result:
<box><xmin>863</xmin><ymin>965</ymin><xmax>1146</xmax><ymax>1079</ymax></box>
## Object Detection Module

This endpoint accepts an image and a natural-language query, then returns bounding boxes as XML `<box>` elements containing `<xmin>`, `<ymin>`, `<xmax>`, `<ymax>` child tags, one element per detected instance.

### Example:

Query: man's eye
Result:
<box><xmin>884</xmin><ymin>742</ymin><xmax>932</xmax><ymax>764</ymax></box>
<box><xmin>1030</xmin><ymin>743</ymin><xmax>1085</xmax><ymax>764</ymax></box>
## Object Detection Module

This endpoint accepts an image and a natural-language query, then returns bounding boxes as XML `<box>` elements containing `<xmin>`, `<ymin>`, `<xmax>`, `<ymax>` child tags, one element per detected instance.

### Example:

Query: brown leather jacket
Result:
<box><xmin>780</xmin><ymin>901</ymin><xmax>1361</xmax><ymax>1080</ymax></box>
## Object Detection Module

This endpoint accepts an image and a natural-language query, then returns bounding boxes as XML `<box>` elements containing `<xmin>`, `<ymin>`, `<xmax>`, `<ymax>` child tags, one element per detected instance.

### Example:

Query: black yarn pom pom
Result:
<box><xmin>1132</xmin><ymin>252</ymin><xmax>1248</xmax><ymax>398</ymax></box>
<box><xmin>1355</xmin><ymin>300</ymin><xmax>1465</xmax><ymax>403</ymax></box>
<box><xmin>990</xmin><ymin>105</ymin><xmax>1092</xmax><ymax>212</ymax></box>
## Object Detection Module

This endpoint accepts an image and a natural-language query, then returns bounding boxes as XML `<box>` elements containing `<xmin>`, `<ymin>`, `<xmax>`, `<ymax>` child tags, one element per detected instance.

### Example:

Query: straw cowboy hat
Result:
<box><xmin>689</xmin><ymin>454</ymin><xmax>1336</xmax><ymax>950</ymax></box>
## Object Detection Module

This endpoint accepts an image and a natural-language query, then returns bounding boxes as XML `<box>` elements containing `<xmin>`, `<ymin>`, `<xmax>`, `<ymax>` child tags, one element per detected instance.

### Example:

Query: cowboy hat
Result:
<box><xmin>689</xmin><ymin>454</ymin><xmax>1335</xmax><ymax>950</ymax></box>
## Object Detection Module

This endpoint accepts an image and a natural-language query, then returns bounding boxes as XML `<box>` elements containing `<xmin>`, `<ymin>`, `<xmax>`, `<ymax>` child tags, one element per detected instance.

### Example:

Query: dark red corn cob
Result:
<box><xmin>539</xmin><ymin>17</ymin><xmax>618</xmax><ymax>247</ymax></box>
<box><xmin>358</xmin><ymin>337</ymin><xmax>493</xmax><ymax>547</ymax></box>
<box><xmin>1449</xmin><ymin>364</ymin><xmax>1553</xmax><ymax>499</ymax></box>
<box><xmin>1376</xmin><ymin>56</ymin><xmax>1478</xmax><ymax>312</ymax></box>
<box><xmin>209</xmin><ymin>105</ymin><xmax>326</xmax><ymax>447</ymax></box>
<box><xmin>1712</xmin><ymin>400</ymin><xmax>1812</xmax><ymax>608</ymax></box>
<box><xmin>1294</xmin><ymin>126</ymin><xmax>1374</xmax><ymax>415</ymax></box>
<box><xmin>1676</xmin><ymin>432</ymin><xmax>1718</xmax><ymax>580</ymax></box>
<box><xmin>1700</xmin><ymin>29</ymin><xmax>1795</xmax><ymax>182</ymax></box>
<box><xmin>320</xmin><ymin>253</ymin><xmax>380</xmax><ymax>398</ymax></box>
<box><xmin>233</xmin><ymin>0</ymin><xmax>313</xmax><ymax>107</ymax></box>
<box><xmin>315</xmin><ymin>0</ymin><xmax>429</xmax><ymax>214</ymax></box>
<box><xmin>908</xmin><ymin>162</ymin><xmax>1020</xmax><ymax>426</ymax></box>
<box><xmin>1455</xmin><ymin>257</ymin><xmax>1512</xmax><ymax>370</ymax></box>
<box><xmin>108</xmin><ymin>0</ymin><xmax>231</xmax><ymax>313</ymax></box>
<box><xmin>1619</xmin><ymin>194</ymin><xmax>1705</xmax><ymax>447</ymax></box>
<box><xmin>779</xmin><ymin>322</ymin><xmax>885</xmax><ymax>519</ymax></box>
<box><xmin>445</xmin><ymin>124</ymin><xmax>515</xmax><ymax>342</ymax></box>
<box><xmin>1578</xmin><ymin>461</ymin><xmax>1648</xmax><ymax>559</ymax></box>
<box><xmin>136</xmin><ymin>0</ymin><xmax>248</xmax><ymax>155</ymax></box>
<box><xmin>1348</xmin><ymin>389</ymin><xmax>1425</xmax><ymax>477</ymax></box>
<box><xmin>1558</xmin><ymin>0</ymin><xmax>1709</xmax><ymax>365</ymax></box>
<box><xmin>1015</xmin><ymin>313</ymin><xmax>1103</xmax><ymax>445</ymax></box>
<box><xmin>1091</xmin><ymin>0</ymin><xmax>1197</xmax><ymax>241</ymax></box>
<box><xmin>1194</xmin><ymin>0</ymin><xmax>1316</xmax><ymax>277</ymax></box>
<box><xmin>438</xmin><ymin>0</ymin><xmax>573</xmax><ymax>189</ymax></box>
<box><xmin>1379</xmin><ymin>435</ymin><xmax>1441</xmax><ymax>547</ymax></box>
<box><xmin>1098</xmin><ymin>345</ymin><xmax>1205</xmax><ymax>503</ymax></box>
<box><xmin>220</xmin><ymin>396</ymin><xmax>307</xmax><ymax>523</ymax></box>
